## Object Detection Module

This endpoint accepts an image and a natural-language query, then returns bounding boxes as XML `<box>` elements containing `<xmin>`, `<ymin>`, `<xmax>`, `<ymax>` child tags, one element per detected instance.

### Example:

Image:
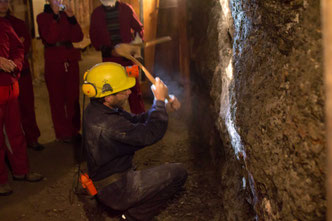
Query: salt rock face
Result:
<box><xmin>187</xmin><ymin>0</ymin><xmax>325</xmax><ymax>220</ymax></box>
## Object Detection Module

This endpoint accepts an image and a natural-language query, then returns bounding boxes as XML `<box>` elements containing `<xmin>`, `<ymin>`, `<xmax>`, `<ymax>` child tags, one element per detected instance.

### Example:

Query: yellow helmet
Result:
<box><xmin>82</xmin><ymin>62</ymin><xmax>136</xmax><ymax>98</ymax></box>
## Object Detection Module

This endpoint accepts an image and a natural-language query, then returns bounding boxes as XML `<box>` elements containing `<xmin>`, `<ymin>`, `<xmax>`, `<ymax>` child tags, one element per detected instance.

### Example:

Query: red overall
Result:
<box><xmin>0</xmin><ymin>18</ymin><xmax>28</xmax><ymax>184</ymax></box>
<box><xmin>90</xmin><ymin>2</ymin><xmax>145</xmax><ymax>114</ymax></box>
<box><xmin>6</xmin><ymin>14</ymin><xmax>41</xmax><ymax>145</ymax></box>
<box><xmin>37</xmin><ymin>5</ymin><xmax>83</xmax><ymax>140</ymax></box>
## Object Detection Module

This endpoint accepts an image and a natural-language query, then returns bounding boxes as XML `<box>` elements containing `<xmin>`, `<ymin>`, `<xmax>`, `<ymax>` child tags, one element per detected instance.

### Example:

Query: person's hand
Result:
<box><xmin>63</xmin><ymin>3</ymin><xmax>74</xmax><ymax>17</ymax></box>
<box><xmin>166</xmin><ymin>95</ymin><xmax>181</xmax><ymax>112</ymax></box>
<box><xmin>114</xmin><ymin>43</ymin><xmax>141</xmax><ymax>59</ymax></box>
<box><xmin>0</xmin><ymin>57</ymin><xmax>17</xmax><ymax>72</ymax></box>
<box><xmin>151</xmin><ymin>77</ymin><xmax>168</xmax><ymax>101</ymax></box>
<box><xmin>131</xmin><ymin>33</ymin><xmax>143</xmax><ymax>45</ymax></box>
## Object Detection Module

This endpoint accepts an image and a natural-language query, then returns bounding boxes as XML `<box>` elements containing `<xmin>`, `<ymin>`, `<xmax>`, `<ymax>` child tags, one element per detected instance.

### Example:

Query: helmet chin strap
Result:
<box><xmin>100</xmin><ymin>0</ymin><xmax>116</xmax><ymax>7</ymax></box>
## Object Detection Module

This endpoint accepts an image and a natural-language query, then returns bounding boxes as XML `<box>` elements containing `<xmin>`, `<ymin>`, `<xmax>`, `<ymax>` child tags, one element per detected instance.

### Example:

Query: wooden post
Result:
<box><xmin>322</xmin><ymin>0</ymin><xmax>332</xmax><ymax>220</ymax></box>
<box><xmin>143</xmin><ymin>0</ymin><xmax>159</xmax><ymax>73</ymax></box>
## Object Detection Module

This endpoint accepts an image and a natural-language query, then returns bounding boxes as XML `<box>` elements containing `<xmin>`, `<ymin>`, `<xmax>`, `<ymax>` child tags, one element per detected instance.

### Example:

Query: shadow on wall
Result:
<box><xmin>186</xmin><ymin>64</ymin><xmax>225</xmax><ymax>180</ymax></box>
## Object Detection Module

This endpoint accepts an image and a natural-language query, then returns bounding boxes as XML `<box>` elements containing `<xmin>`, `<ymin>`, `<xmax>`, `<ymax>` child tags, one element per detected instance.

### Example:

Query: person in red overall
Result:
<box><xmin>90</xmin><ymin>0</ymin><xmax>145</xmax><ymax>114</ymax></box>
<box><xmin>0</xmin><ymin>12</ymin><xmax>43</xmax><ymax>195</ymax></box>
<box><xmin>2</xmin><ymin>4</ymin><xmax>44</xmax><ymax>151</ymax></box>
<box><xmin>37</xmin><ymin>0</ymin><xmax>83</xmax><ymax>143</ymax></box>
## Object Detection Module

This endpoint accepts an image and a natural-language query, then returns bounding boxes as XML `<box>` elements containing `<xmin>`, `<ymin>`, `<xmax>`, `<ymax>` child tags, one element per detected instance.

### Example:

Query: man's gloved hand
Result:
<box><xmin>0</xmin><ymin>57</ymin><xmax>17</xmax><ymax>73</ymax></box>
<box><xmin>114</xmin><ymin>43</ymin><xmax>142</xmax><ymax>59</ymax></box>
<box><xmin>131</xmin><ymin>33</ymin><xmax>143</xmax><ymax>45</ymax></box>
<box><xmin>63</xmin><ymin>4</ymin><xmax>74</xmax><ymax>17</ymax></box>
<box><xmin>166</xmin><ymin>94</ymin><xmax>181</xmax><ymax>112</ymax></box>
<box><xmin>130</xmin><ymin>33</ymin><xmax>143</xmax><ymax>59</ymax></box>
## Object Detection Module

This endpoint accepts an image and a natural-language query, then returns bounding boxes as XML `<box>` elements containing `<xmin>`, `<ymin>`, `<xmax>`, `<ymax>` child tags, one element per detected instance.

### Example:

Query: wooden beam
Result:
<box><xmin>143</xmin><ymin>0</ymin><xmax>159</xmax><ymax>73</ymax></box>
<box><xmin>322</xmin><ymin>0</ymin><xmax>332</xmax><ymax>220</ymax></box>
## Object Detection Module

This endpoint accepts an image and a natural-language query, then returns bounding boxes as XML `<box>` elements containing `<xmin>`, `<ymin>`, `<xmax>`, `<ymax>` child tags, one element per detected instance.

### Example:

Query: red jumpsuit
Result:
<box><xmin>0</xmin><ymin>18</ymin><xmax>28</xmax><ymax>184</ymax></box>
<box><xmin>6</xmin><ymin>14</ymin><xmax>41</xmax><ymax>146</ymax></box>
<box><xmin>37</xmin><ymin>5</ymin><xmax>83</xmax><ymax>140</ymax></box>
<box><xmin>90</xmin><ymin>1</ymin><xmax>145</xmax><ymax>114</ymax></box>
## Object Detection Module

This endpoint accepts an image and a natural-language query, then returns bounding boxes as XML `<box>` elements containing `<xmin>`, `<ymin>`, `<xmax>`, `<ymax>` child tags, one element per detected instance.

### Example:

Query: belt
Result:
<box><xmin>45</xmin><ymin>41</ymin><xmax>73</xmax><ymax>48</ymax></box>
<box><xmin>0</xmin><ymin>68</ymin><xmax>18</xmax><ymax>77</ymax></box>
<box><xmin>94</xmin><ymin>170</ymin><xmax>128</xmax><ymax>190</ymax></box>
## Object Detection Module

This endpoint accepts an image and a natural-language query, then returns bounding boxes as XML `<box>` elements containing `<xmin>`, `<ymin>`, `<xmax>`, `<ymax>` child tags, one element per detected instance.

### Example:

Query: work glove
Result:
<box><xmin>166</xmin><ymin>95</ymin><xmax>181</xmax><ymax>112</ymax></box>
<box><xmin>131</xmin><ymin>33</ymin><xmax>143</xmax><ymax>45</ymax></box>
<box><xmin>114</xmin><ymin>43</ymin><xmax>142</xmax><ymax>59</ymax></box>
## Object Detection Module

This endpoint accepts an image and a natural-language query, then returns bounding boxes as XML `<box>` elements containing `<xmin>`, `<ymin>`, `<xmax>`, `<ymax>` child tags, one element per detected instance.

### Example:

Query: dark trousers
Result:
<box><xmin>18</xmin><ymin>69</ymin><xmax>40</xmax><ymax>144</ymax></box>
<box><xmin>0</xmin><ymin>82</ymin><xmax>29</xmax><ymax>184</ymax></box>
<box><xmin>97</xmin><ymin>163</ymin><xmax>187</xmax><ymax>221</ymax></box>
<box><xmin>45</xmin><ymin>61</ymin><xmax>80</xmax><ymax>139</ymax></box>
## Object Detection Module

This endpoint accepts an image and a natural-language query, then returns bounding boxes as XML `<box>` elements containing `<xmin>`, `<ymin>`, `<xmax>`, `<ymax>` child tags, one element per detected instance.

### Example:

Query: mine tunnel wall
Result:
<box><xmin>187</xmin><ymin>0</ymin><xmax>325</xmax><ymax>220</ymax></box>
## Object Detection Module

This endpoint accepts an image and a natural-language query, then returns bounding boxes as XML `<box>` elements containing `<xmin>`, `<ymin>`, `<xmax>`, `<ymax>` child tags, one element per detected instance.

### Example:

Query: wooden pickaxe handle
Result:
<box><xmin>144</xmin><ymin>36</ymin><xmax>172</xmax><ymax>48</ymax></box>
<box><xmin>126</xmin><ymin>55</ymin><xmax>171</xmax><ymax>100</ymax></box>
<box><xmin>132</xmin><ymin>36</ymin><xmax>172</xmax><ymax>48</ymax></box>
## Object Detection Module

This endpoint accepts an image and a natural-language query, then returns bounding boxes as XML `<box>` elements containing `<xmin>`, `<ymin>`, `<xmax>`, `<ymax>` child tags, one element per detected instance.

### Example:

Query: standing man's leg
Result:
<box><xmin>4</xmin><ymin>82</ymin><xmax>29</xmax><ymax>177</ymax></box>
<box><xmin>18</xmin><ymin>69</ymin><xmax>42</xmax><ymax>150</ymax></box>
<box><xmin>0</xmin><ymin>86</ymin><xmax>10</xmax><ymax>189</ymax></box>
<box><xmin>64</xmin><ymin>61</ymin><xmax>80</xmax><ymax>138</ymax></box>
<box><xmin>45</xmin><ymin>61</ymin><xmax>72</xmax><ymax>140</ymax></box>
<box><xmin>5</xmin><ymin>82</ymin><xmax>43</xmax><ymax>182</ymax></box>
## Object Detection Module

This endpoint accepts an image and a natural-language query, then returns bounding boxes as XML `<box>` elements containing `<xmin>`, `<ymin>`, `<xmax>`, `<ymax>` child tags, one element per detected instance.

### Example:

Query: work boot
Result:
<box><xmin>0</xmin><ymin>183</ymin><xmax>13</xmax><ymax>196</ymax></box>
<box><xmin>28</xmin><ymin>142</ymin><xmax>45</xmax><ymax>151</ymax></box>
<box><xmin>13</xmin><ymin>172</ymin><xmax>44</xmax><ymax>182</ymax></box>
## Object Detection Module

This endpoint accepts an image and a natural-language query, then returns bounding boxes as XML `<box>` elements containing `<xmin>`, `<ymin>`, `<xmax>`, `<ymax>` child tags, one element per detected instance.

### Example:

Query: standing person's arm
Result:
<box><xmin>37</xmin><ymin>13</ymin><xmax>62</xmax><ymax>44</ymax></box>
<box><xmin>17</xmin><ymin>20</ymin><xmax>31</xmax><ymax>55</ymax></box>
<box><xmin>64</xmin><ymin>6</ymin><xmax>83</xmax><ymax>43</ymax></box>
<box><xmin>90</xmin><ymin>9</ymin><xmax>104</xmax><ymax>51</ymax></box>
<box><xmin>8</xmin><ymin>25</ymin><xmax>24</xmax><ymax>72</ymax></box>
<box><xmin>128</xmin><ymin>4</ymin><xmax>143</xmax><ymax>38</ymax></box>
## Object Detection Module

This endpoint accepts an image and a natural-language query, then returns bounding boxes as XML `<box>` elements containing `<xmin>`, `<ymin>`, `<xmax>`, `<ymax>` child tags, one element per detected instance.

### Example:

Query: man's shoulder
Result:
<box><xmin>118</xmin><ymin>2</ymin><xmax>134</xmax><ymax>11</ymax></box>
<box><xmin>36</xmin><ymin>12</ymin><xmax>46</xmax><ymax>21</ymax></box>
<box><xmin>0</xmin><ymin>18</ymin><xmax>14</xmax><ymax>33</ymax></box>
<box><xmin>7</xmin><ymin>15</ymin><xmax>24</xmax><ymax>24</ymax></box>
<box><xmin>92</xmin><ymin>5</ymin><xmax>104</xmax><ymax>13</ymax></box>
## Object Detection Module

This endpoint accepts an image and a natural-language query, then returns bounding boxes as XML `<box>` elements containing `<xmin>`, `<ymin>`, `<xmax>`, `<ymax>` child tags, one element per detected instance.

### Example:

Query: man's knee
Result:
<box><xmin>168</xmin><ymin>163</ymin><xmax>188</xmax><ymax>187</ymax></box>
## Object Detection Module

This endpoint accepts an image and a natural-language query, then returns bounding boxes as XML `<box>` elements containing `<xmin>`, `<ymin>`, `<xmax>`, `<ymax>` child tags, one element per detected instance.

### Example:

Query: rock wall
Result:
<box><xmin>187</xmin><ymin>0</ymin><xmax>325</xmax><ymax>220</ymax></box>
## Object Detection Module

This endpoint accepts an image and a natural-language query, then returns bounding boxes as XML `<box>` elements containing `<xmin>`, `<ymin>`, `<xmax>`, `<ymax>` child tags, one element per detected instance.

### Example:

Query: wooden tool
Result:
<box><xmin>135</xmin><ymin>36</ymin><xmax>172</xmax><ymax>48</ymax></box>
<box><xmin>115</xmin><ymin>42</ymin><xmax>171</xmax><ymax>100</ymax></box>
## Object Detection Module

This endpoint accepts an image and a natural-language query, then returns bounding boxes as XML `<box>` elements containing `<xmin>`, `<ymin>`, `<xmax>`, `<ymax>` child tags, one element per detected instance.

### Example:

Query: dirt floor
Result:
<box><xmin>0</xmin><ymin>49</ymin><xmax>223</xmax><ymax>221</ymax></box>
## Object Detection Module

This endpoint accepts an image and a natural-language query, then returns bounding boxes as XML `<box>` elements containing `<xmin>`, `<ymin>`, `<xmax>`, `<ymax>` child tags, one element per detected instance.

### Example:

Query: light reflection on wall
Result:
<box><xmin>218</xmin><ymin>0</ymin><xmax>258</xmax><ymax>218</ymax></box>
<box><xmin>218</xmin><ymin>0</ymin><xmax>246</xmax><ymax>160</ymax></box>
<box><xmin>219</xmin><ymin>59</ymin><xmax>246</xmax><ymax>159</ymax></box>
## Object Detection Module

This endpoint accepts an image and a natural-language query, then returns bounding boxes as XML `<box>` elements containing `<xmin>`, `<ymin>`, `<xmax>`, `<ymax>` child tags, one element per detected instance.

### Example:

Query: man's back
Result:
<box><xmin>84</xmin><ymin>99</ymin><xmax>168</xmax><ymax>181</ymax></box>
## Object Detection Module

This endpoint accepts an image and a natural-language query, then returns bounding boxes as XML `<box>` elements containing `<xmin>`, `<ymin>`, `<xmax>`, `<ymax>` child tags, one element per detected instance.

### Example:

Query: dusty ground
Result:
<box><xmin>0</xmin><ymin>49</ymin><xmax>222</xmax><ymax>221</ymax></box>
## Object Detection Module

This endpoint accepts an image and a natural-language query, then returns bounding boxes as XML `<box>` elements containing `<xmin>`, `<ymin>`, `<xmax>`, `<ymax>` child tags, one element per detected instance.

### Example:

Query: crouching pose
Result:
<box><xmin>82</xmin><ymin>62</ymin><xmax>187</xmax><ymax>221</ymax></box>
